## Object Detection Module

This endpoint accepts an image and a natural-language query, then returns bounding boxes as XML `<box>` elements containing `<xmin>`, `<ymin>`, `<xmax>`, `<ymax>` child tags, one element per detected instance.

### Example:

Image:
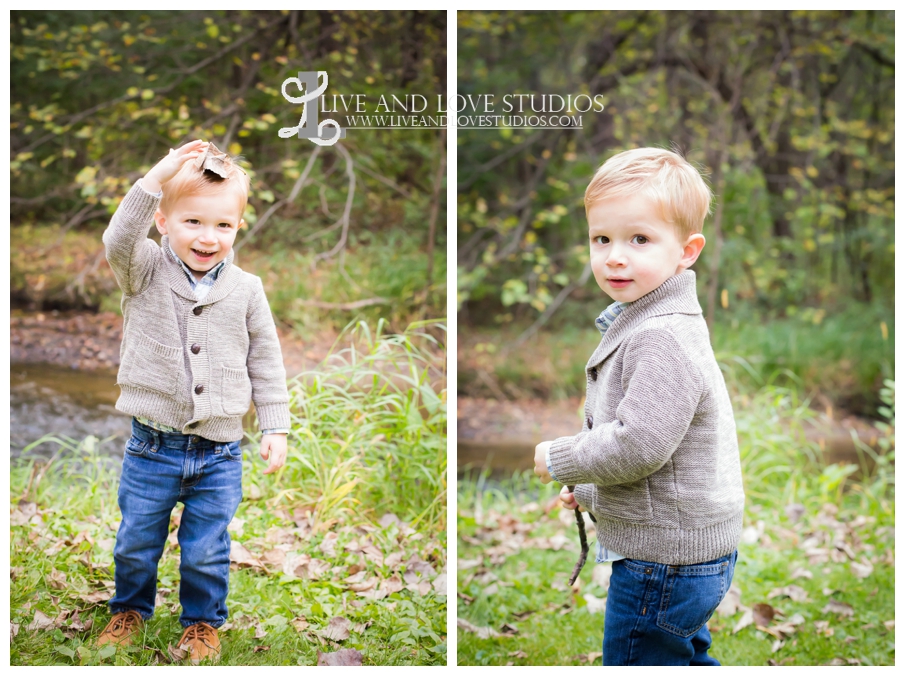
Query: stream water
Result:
<box><xmin>10</xmin><ymin>362</ymin><xmax>129</xmax><ymax>459</ymax></box>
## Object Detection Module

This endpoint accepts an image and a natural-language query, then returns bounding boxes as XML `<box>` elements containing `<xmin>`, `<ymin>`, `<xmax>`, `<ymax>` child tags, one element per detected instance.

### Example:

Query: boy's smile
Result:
<box><xmin>154</xmin><ymin>191</ymin><xmax>243</xmax><ymax>280</ymax></box>
<box><xmin>588</xmin><ymin>194</ymin><xmax>705</xmax><ymax>303</ymax></box>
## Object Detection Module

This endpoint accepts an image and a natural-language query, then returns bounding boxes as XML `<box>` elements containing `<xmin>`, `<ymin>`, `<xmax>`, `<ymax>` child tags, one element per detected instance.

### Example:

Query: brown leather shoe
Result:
<box><xmin>177</xmin><ymin>622</ymin><xmax>221</xmax><ymax>664</ymax></box>
<box><xmin>97</xmin><ymin>610</ymin><xmax>143</xmax><ymax>647</ymax></box>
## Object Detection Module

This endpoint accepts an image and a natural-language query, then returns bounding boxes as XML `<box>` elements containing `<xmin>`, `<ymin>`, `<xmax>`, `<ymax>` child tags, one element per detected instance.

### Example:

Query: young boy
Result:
<box><xmin>533</xmin><ymin>147</ymin><xmax>745</xmax><ymax>666</ymax></box>
<box><xmin>97</xmin><ymin>140</ymin><xmax>291</xmax><ymax>662</ymax></box>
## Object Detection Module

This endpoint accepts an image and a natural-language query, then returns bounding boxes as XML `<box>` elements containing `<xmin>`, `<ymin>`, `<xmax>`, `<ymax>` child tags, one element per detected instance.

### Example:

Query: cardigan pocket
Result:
<box><xmin>119</xmin><ymin>331</ymin><xmax>183</xmax><ymax>396</ymax></box>
<box><xmin>596</xmin><ymin>477</ymin><xmax>654</xmax><ymax>522</ymax></box>
<box><xmin>221</xmin><ymin>365</ymin><xmax>252</xmax><ymax>416</ymax></box>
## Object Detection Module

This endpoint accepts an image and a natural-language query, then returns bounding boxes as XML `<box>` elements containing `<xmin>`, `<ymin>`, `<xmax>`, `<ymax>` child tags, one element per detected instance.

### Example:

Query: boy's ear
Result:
<box><xmin>154</xmin><ymin>209</ymin><xmax>168</xmax><ymax>235</ymax></box>
<box><xmin>238</xmin><ymin>218</ymin><xmax>246</xmax><ymax>230</ymax></box>
<box><xmin>678</xmin><ymin>233</ymin><xmax>706</xmax><ymax>270</ymax></box>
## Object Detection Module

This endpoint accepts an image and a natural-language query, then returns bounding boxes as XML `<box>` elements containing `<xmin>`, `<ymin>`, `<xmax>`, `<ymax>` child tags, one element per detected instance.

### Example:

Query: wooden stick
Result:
<box><xmin>567</xmin><ymin>484</ymin><xmax>589</xmax><ymax>586</ymax></box>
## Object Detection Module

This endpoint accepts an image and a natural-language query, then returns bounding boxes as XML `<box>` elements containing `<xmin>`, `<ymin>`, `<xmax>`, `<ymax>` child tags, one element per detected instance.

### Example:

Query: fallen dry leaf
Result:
<box><xmin>48</xmin><ymin>568</ymin><xmax>67</xmax><ymax>590</ymax></box>
<box><xmin>10</xmin><ymin>622</ymin><xmax>20</xmax><ymax>643</ymax></box>
<box><xmin>822</xmin><ymin>599</ymin><xmax>854</xmax><ymax>617</ymax></box>
<box><xmin>499</xmin><ymin>623</ymin><xmax>519</xmax><ymax>636</ymax></box>
<box><xmin>27</xmin><ymin>610</ymin><xmax>55</xmax><ymax>631</ymax></box>
<box><xmin>458</xmin><ymin>558</ymin><xmax>483</xmax><ymax>571</ymax></box>
<box><xmin>291</xmin><ymin>617</ymin><xmax>310</xmax><ymax>633</ymax></box>
<box><xmin>767</xmin><ymin>585</ymin><xmax>809</xmax><ymax>603</ymax></box>
<box><xmin>432</xmin><ymin>573</ymin><xmax>447</xmax><ymax>595</ymax></box>
<box><xmin>384</xmin><ymin>552</ymin><xmax>404</xmax><ymax>569</ymax></box>
<box><xmin>732</xmin><ymin>607</ymin><xmax>754</xmax><ymax>634</ymax></box>
<box><xmin>814</xmin><ymin>620</ymin><xmax>834</xmax><ymax>637</ymax></box>
<box><xmin>319</xmin><ymin>532</ymin><xmax>339</xmax><ymax>558</ymax></box>
<box><xmin>167</xmin><ymin>643</ymin><xmax>189</xmax><ymax>662</ymax></box>
<box><xmin>752</xmin><ymin>603</ymin><xmax>777</xmax><ymax>627</ymax></box>
<box><xmin>457</xmin><ymin>618</ymin><xmax>501</xmax><ymax>639</ymax></box>
<box><xmin>320</xmin><ymin>617</ymin><xmax>351</xmax><ymax>642</ymax></box>
<box><xmin>230</xmin><ymin>542</ymin><xmax>263</xmax><ymax>569</ymax></box>
<box><xmin>771</xmin><ymin>639</ymin><xmax>784</xmax><ymax>653</ymax></box>
<box><xmin>790</xmin><ymin>567</ymin><xmax>813</xmax><ymax>580</ymax></box>
<box><xmin>583</xmin><ymin>594</ymin><xmax>607</xmax><ymax>614</ymax></box>
<box><xmin>508</xmin><ymin>650</ymin><xmax>528</xmax><ymax>659</ymax></box>
<box><xmin>253</xmin><ymin>645</ymin><xmax>270</xmax><ymax>653</ymax></box>
<box><xmin>317</xmin><ymin>648</ymin><xmax>363</xmax><ymax>666</ymax></box>
<box><xmin>381</xmin><ymin>574</ymin><xmax>404</xmax><ymax>595</ymax></box>
<box><xmin>348</xmin><ymin>577</ymin><xmax>378</xmax><ymax>593</ymax></box>
<box><xmin>784</xmin><ymin>503</ymin><xmax>806</xmax><ymax>523</ymax></box>
<box><xmin>254</xmin><ymin>623</ymin><xmax>268</xmax><ymax>639</ymax></box>
<box><xmin>883</xmin><ymin>620</ymin><xmax>894</xmax><ymax>630</ymax></box>
<box><xmin>850</xmin><ymin>560</ymin><xmax>873</xmax><ymax>579</ymax></box>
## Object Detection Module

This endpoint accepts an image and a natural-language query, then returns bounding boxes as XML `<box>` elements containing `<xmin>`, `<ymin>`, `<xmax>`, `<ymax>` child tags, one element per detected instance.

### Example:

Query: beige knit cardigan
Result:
<box><xmin>103</xmin><ymin>181</ymin><xmax>290</xmax><ymax>442</ymax></box>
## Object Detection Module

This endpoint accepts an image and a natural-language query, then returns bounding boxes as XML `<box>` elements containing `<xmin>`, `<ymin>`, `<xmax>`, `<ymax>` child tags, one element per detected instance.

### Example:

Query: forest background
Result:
<box><xmin>10</xmin><ymin>10</ymin><xmax>448</xmax><ymax>666</ymax></box>
<box><xmin>455</xmin><ymin>10</ymin><xmax>894</xmax><ymax>667</ymax></box>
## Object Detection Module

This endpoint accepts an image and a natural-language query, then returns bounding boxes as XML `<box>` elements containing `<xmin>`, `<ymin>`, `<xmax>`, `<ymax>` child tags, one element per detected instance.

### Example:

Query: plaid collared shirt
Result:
<box><xmin>546</xmin><ymin>299</ymin><xmax>631</xmax><ymax>563</ymax></box>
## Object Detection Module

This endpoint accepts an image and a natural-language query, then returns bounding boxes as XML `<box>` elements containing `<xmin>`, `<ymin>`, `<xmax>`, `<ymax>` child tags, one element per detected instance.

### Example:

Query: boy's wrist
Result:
<box><xmin>141</xmin><ymin>174</ymin><xmax>163</xmax><ymax>194</ymax></box>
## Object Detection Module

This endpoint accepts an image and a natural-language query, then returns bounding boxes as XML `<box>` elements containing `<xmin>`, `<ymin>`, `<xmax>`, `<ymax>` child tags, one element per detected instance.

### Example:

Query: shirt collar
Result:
<box><xmin>595</xmin><ymin>300</ymin><xmax>631</xmax><ymax>336</ymax></box>
<box><xmin>165</xmin><ymin>242</ymin><xmax>226</xmax><ymax>289</ymax></box>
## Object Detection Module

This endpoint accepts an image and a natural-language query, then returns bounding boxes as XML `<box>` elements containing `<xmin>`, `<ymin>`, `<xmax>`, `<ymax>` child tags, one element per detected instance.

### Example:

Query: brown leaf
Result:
<box><xmin>457</xmin><ymin>618</ymin><xmax>500</xmax><ymax>639</ymax></box>
<box><xmin>752</xmin><ymin>602</ymin><xmax>777</xmax><ymax>627</ymax></box>
<box><xmin>716</xmin><ymin>583</ymin><xmax>742</xmax><ymax>616</ymax></box>
<box><xmin>262</xmin><ymin>548</ymin><xmax>287</xmax><ymax>567</ymax></box>
<box><xmin>814</xmin><ymin>620</ymin><xmax>834</xmax><ymax>637</ymax></box>
<box><xmin>790</xmin><ymin>567</ymin><xmax>813</xmax><ymax>580</ymax></box>
<box><xmin>48</xmin><ymin>568</ymin><xmax>67</xmax><ymax>590</ymax></box>
<box><xmin>784</xmin><ymin>503</ymin><xmax>806</xmax><ymax>523</ymax></box>
<box><xmin>167</xmin><ymin>643</ymin><xmax>189</xmax><ymax>662</ymax></box>
<box><xmin>381</xmin><ymin>574</ymin><xmax>404</xmax><ymax>595</ymax></box>
<box><xmin>319</xmin><ymin>616</ymin><xmax>351</xmax><ymax>642</ymax></box>
<box><xmin>583</xmin><ymin>594</ymin><xmax>607</xmax><ymax>614</ymax></box>
<box><xmin>850</xmin><ymin>560</ymin><xmax>873</xmax><ymax>579</ymax></box>
<box><xmin>732</xmin><ymin>607</ymin><xmax>754</xmax><ymax>634</ymax></box>
<box><xmin>767</xmin><ymin>585</ymin><xmax>809</xmax><ymax>603</ymax></box>
<box><xmin>458</xmin><ymin>592</ymin><xmax>475</xmax><ymax>605</ymax></box>
<box><xmin>10</xmin><ymin>622</ymin><xmax>20</xmax><ymax>642</ymax></box>
<box><xmin>348</xmin><ymin>577</ymin><xmax>378</xmax><ymax>593</ymax></box>
<box><xmin>383</xmin><ymin>552</ymin><xmax>404</xmax><ymax>569</ymax></box>
<box><xmin>771</xmin><ymin>639</ymin><xmax>785</xmax><ymax>653</ymax></box>
<box><xmin>254</xmin><ymin>623</ymin><xmax>268</xmax><ymax>640</ymax></box>
<box><xmin>317</xmin><ymin>648</ymin><xmax>363</xmax><ymax>666</ymax></box>
<box><xmin>499</xmin><ymin>623</ymin><xmax>519</xmax><ymax>636</ymax></box>
<box><xmin>253</xmin><ymin>645</ymin><xmax>270</xmax><ymax>653</ymax></box>
<box><xmin>78</xmin><ymin>589</ymin><xmax>113</xmax><ymax>605</ymax></box>
<box><xmin>432</xmin><ymin>573</ymin><xmax>447</xmax><ymax>596</ymax></box>
<box><xmin>883</xmin><ymin>620</ymin><xmax>895</xmax><ymax>630</ymax></box>
<box><xmin>291</xmin><ymin>616</ymin><xmax>310</xmax><ymax>633</ymax></box>
<box><xmin>361</xmin><ymin>545</ymin><xmax>384</xmax><ymax>567</ymax></box>
<box><xmin>508</xmin><ymin>650</ymin><xmax>528</xmax><ymax>659</ymax></box>
<box><xmin>822</xmin><ymin>599</ymin><xmax>854</xmax><ymax>617</ymax></box>
<box><xmin>378</xmin><ymin>513</ymin><xmax>401</xmax><ymax>529</ymax></box>
<box><xmin>319</xmin><ymin>532</ymin><xmax>339</xmax><ymax>558</ymax></box>
<box><xmin>230</xmin><ymin>541</ymin><xmax>263</xmax><ymax>569</ymax></box>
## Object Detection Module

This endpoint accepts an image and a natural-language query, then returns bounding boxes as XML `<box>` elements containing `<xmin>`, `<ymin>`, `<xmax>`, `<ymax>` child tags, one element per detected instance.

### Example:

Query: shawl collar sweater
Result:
<box><xmin>547</xmin><ymin>271</ymin><xmax>745</xmax><ymax>565</ymax></box>
<box><xmin>102</xmin><ymin>181</ymin><xmax>290</xmax><ymax>442</ymax></box>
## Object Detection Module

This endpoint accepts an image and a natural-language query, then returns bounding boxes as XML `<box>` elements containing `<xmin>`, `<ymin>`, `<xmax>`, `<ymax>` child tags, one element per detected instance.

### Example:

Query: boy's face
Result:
<box><xmin>154</xmin><ymin>190</ymin><xmax>244</xmax><ymax>280</ymax></box>
<box><xmin>588</xmin><ymin>193</ymin><xmax>704</xmax><ymax>303</ymax></box>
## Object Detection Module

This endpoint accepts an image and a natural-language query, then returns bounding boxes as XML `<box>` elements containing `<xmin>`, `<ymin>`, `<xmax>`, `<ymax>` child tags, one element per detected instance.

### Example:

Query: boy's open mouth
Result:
<box><xmin>608</xmin><ymin>277</ymin><xmax>632</xmax><ymax>288</ymax></box>
<box><xmin>191</xmin><ymin>248</ymin><xmax>217</xmax><ymax>260</ymax></box>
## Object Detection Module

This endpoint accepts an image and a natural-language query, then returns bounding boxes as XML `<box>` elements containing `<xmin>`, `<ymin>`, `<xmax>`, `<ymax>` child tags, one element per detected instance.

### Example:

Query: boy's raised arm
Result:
<box><xmin>546</xmin><ymin>327</ymin><xmax>704</xmax><ymax>488</ymax></box>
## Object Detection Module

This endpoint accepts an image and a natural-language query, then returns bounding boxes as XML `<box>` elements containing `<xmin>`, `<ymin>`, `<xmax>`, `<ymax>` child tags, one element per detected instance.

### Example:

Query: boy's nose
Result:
<box><xmin>606</xmin><ymin>247</ymin><xmax>627</xmax><ymax>266</ymax></box>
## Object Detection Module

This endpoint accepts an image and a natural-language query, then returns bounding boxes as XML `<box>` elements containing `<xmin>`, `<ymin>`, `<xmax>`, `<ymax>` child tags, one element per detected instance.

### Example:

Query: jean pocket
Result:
<box><xmin>124</xmin><ymin>434</ymin><xmax>150</xmax><ymax>458</ymax></box>
<box><xmin>217</xmin><ymin>441</ymin><xmax>243</xmax><ymax>461</ymax></box>
<box><xmin>656</xmin><ymin>560</ymin><xmax>730</xmax><ymax>638</ymax></box>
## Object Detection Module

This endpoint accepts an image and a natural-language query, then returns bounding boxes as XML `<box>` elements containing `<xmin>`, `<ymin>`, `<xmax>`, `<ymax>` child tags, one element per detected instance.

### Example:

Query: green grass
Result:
<box><xmin>456</xmin><ymin>380</ymin><xmax>895</xmax><ymax>666</ymax></box>
<box><xmin>10</xmin><ymin>321</ymin><xmax>447</xmax><ymax>666</ymax></box>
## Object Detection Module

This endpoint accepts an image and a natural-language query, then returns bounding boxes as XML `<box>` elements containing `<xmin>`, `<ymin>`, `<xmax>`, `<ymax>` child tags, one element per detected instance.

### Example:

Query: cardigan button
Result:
<box><xmin>590</xmin><ymin>368</ymin><xmax>598</xmax><ymax>381</ymax></box>
<box><xmin>194</xmin><ymin>384</ymin><xmax>204</xmax><ymax>394</ymax></box>
<box><xmin>191</xmin><ymin>343</ymin><xmax>201</xmax><ymax>354</ymax></box>
<box><xmin>187</xmin><ymin>422</ymin><xmax>198</xmax><ymax>429</ymax></box>
<box><xmin>586</xmin><ymin>416</ymin><xmax>594</xmax><ymax>429</ymax></box>
<box><xmin>193</xmin><ymin>306</ymin><xmax>203</xmax><ymax>316</ymax></box>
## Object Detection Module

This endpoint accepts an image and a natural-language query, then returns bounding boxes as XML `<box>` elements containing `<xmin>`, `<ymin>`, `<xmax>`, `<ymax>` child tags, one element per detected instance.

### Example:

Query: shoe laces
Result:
<box><xmin>182</xmin><ymin>623</ymin><xmax>217</xmax><ymax>647</ymax></box>
<box><xmin>109</xmin><ymin>610</ymin><xmax>141</xmax><ymax>636</ymax></box>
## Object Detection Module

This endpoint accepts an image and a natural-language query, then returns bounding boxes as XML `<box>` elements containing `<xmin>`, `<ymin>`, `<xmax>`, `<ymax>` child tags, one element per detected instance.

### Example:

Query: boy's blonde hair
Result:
<box><xmin>584</xmin><ymin>147</ymin><xmax>713</xmax><ymax>238</ymax></box>
<box><xmin>160</xmin><ymin>155</ymin><xmax>251</xmax><ymax>224</ymax></box>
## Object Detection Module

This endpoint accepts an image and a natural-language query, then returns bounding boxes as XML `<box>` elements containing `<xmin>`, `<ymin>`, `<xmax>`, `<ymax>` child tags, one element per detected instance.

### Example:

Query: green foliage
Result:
<box><xmin>457</xmin><ymin>11</ymin><xmax>894</xmax><ymax>323</ymax></box>
<box><xmin>11</xmin><ymin>10</ymin><xmax>447</xmax><ymax>324</ymax></box>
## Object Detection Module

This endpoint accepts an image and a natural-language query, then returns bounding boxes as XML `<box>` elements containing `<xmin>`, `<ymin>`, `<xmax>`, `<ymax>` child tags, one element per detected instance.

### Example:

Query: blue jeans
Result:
<box><xmin>602</xmin><ymin>551</ymin><xmax>738</xmax><ymax>666</ymax></box>
<box><xmin>109</xmin><ymin>419</ymin><xmax>243</xmax><ymax>628</ymax></box>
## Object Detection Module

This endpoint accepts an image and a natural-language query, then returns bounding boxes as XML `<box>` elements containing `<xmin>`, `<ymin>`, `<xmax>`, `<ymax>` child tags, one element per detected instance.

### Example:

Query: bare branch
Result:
<box><xmin>294</xmin><ymin>297</ymin><xmax>388</xmax><ymax>311</ymax></box>
<box><xmin>315</xmin><ymin>144</ymin><xmax>356</xmax><ymax>262</ymax></box>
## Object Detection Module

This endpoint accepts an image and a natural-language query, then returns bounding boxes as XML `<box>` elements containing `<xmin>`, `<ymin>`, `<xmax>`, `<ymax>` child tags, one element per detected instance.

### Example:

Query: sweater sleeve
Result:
<box><xmin>547</xmin><ymin>328</ymin><xmax>703</xmax><ymax>487</ymax></box>
<box><xmin>246</xmin><ymin>277</ymin><xmax>291</xmax><ymax>431</ymax></box>
<box><xmin>102</xmin><ymin>180</ymin><xmax>162</xmax><ymax>297</ymax></box>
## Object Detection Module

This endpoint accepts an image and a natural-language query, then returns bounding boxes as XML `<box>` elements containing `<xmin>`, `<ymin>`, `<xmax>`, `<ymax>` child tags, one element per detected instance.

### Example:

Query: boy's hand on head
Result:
<box><xmin>559</xmin><ymin>485</ymin><xmax>582</xmax><ymax>511</ymax></box>
<box><xmin>142</xmin><ymin>139</ymin><xmax>209</xmax><ymax>194</ymax></box>
<box><xmin>260</xmin><ymin>433</ymin><xmax>288</xmax><ymax>475</ymax></box>
<box><xmin>533</xmin><ymin>441</ymin><xmax>553</xmax><ymax>484</ymax></box>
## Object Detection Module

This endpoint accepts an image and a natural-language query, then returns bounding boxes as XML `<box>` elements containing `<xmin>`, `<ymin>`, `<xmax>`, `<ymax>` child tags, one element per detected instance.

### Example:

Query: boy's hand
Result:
<box><xmin>559</xmin><ymin>485</ymin><xmax>583</xmax><ymax>511</ymax></box>
<box><xmin>143</xmin><ymin>140</ymin><xmax>209</xmax><ymax>193</ymax></box>
<box><xmin>533</xmin><ymin>441</ymin><xmax>553</xmax><ymax>484</ymax></box>
<box><xmin>260</xmin><ymin>433</ymin><xmax>287</xmax><ymax>475</ymax></box>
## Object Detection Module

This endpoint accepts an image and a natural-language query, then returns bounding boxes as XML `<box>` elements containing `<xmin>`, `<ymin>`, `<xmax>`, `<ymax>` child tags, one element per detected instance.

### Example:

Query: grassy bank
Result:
<box><xmin>10</xmin><ymin>321</ymin><xmax>447</xmax><ymax>666</ymax></box>
<box><xmin>459</xmin><ymin>302</ymin><xmax>893</xmax><ymax>417</ymax></box>
<box><xmin>11</xmin><ymin>224</ymin><xmax>445</xmax><ymax>334</ymax></box>
<box><xmin>456</xmin><ymin>380</ymin><xmax>894</xmax><ymax>666</ymax></box>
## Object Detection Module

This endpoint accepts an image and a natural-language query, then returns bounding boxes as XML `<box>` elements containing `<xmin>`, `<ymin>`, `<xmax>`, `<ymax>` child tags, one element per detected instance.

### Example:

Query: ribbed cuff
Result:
<box><xmin>261</xmin><ymin>428</ymin><xmax>290</xmax><ymax>435</ymax></box>
<box><xmin>138</xmin><ymin>179</ymin><xmax>163</xmax><ymax>198</ymax></box>
<box><xmin>544</xmin><ymin>446</ymin><xmax>558</xmax><ymax>483</ymax></box>
<box><xmin>120</xmin><ymin>180</ymin><xmax>162</xmax><ymax>225</ymax></box>
<box><xmin>255</xmin><ymin>401</ymin><xmax>291</xmax><ymax>431</ymax></box>
<box><xmin>573</xmin><ymin>484</ymin><xmax>596</xmax><ymax>512</ymax></box>
<box><xmin>546</xmin><ymin>433</ymin><xmax>586</xmax><ymax>486</ymax></box>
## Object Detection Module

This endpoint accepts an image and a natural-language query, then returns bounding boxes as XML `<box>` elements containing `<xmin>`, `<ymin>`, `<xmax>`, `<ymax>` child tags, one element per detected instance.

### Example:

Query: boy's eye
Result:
<box><xmin>593</xmin><ymin>235</ymin><xmax>609</xmax><ymax>244</ymax></box>
<box><xmin>187</xmin><ymin>218</ymin><xmax>200</xmax><ymax>225</ymax></box>
<box><xmin>218</xmin><ymin>223</ymin><xmax>233</xmax><ymax>229</ymax></box>
<box><xmin>632</xmin><ymin>235</ymin><xmax>649</xmax><ymax>245</ymax></box>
